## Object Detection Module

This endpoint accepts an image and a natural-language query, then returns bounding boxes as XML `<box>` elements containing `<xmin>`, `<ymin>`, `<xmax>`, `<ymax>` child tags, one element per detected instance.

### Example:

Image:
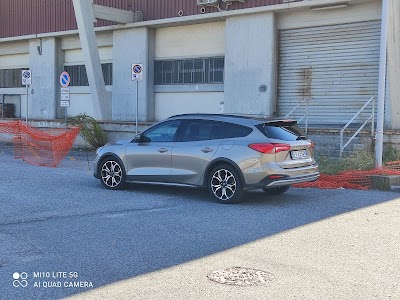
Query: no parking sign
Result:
<box><xmin>131</xmin><ymin>64</ymin><xmax>143</xmax><ymax>81</ymax></box>
<box><xmin>60</xmin><ymin>71</ymin><xmax>71</xmax><ymax>88</ymax></box>
<box><xmin>22</xmin><ymin>70</ymin><xmax>32</xmax><ymax>85</ymax></box>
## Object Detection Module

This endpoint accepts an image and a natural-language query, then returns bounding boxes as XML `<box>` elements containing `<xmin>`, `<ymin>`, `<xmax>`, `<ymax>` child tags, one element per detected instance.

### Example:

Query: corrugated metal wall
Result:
<box><xmin>278</xmin><ymin>21</ymin><xmax>380</xmax><ymax>125</ymax></box>
<box><xmin>0</xmin><ymin>0</ymin><xmax>298</xmax><ymax>38</ymax></box>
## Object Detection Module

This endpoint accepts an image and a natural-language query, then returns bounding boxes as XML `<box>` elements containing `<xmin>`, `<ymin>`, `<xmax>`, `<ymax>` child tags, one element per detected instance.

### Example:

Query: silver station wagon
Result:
<box><xmin>93</xmin><ymin>114</ymin><xmax>319</xmax><ymax>203</ymax></box>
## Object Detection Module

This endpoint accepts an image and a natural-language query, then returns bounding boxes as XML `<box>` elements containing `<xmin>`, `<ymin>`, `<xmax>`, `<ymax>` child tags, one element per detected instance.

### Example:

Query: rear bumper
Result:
<box><xmin>266</xmin><ymin>172</ymin><xmax>320</xmax><ymax>187</ymax></box>
<box><xmin>245</xmin><ymin>171</ymin><xmax>320</xmax><ymax>190</ymax></box>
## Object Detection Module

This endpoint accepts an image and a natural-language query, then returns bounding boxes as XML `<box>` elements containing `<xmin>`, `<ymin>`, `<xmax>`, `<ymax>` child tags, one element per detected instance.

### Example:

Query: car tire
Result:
<box><xmin>99</xmin><ymin>157</ymin><xmax>126</xmax><ymax>190</ymax></box>
<box><xmin>263</xmin><ymin>185</ymin><xmax>290</xmax><ymax>195</ymax></box>
<box><xmin>208</xmin><ymin>164</ymin><xmax>243</xmax><ymax>204</ymax></box>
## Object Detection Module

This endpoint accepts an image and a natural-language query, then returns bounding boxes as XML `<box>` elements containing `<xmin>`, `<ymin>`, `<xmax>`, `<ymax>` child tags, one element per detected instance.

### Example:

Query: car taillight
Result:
<box><xmin>248</xmin><ymin>143</ymin><xmax>291</xmax><ymax>154</ymax></box>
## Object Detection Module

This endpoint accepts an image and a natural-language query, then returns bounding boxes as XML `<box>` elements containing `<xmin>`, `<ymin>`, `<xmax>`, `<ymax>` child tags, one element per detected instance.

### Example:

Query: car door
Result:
<box><xmin>125</xmin><ymin>120</ymin><xmax>182</xmax><ymax>182</ymax></box>
<box><xmin>170</xmin><ymin>120</ymin><xmax>224</xmax><ymax>185</ymax></box>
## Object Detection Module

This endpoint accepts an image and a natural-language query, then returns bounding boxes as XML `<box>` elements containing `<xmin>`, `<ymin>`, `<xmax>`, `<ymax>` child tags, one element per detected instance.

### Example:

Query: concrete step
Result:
<box><xmin>370</xmin><ymin>175</ymin><xmax>400</xmax><ymax>191</ymax></box>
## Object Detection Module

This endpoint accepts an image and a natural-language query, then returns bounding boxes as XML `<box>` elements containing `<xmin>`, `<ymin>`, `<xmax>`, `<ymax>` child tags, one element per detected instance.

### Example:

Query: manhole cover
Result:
<box><xmin>207</xmin><ymin>267</ymin><xmax>274</xmax><ymax>286</ymax></box>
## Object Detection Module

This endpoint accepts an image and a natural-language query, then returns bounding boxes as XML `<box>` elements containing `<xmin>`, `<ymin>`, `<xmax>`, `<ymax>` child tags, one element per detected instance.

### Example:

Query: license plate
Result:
<box><xmin>290</xmin><ymin>150</ymin><xmax>308</xmax><ymax>160</ymax></box>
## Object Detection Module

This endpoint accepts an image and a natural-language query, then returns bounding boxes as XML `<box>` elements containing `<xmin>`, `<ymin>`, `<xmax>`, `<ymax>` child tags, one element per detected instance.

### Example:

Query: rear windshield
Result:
<box><xmin>256</xmin><ymin>121</ymin><xmax>306</xmax><ymax>141</ymax></box>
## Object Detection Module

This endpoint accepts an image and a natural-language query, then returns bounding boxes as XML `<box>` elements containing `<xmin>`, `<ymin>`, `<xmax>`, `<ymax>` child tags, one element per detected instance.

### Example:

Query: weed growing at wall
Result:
<box><xmin>68</xmin><ymin>114</ymin><xmax>107</xmax><ymax>149</ymax></box>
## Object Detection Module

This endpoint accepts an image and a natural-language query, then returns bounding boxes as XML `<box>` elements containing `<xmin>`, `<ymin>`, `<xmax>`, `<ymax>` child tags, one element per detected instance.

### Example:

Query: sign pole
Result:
<box><xmin>60</xmin><ymin>72</ymin><xmax>71</xmax><ymax>130</ymax></box>
<box><xmin>22</xmin><ymin>70</ymin><xmax>32</xmax><ymax>124</ymax></box>
<box><xmin>131</xmin><ymin>63</ymin><xmax>143</xmax><ymax>134</ymax></box>
<box><xmin>26</xmin><ymin>85</ymin><xmax>29</xmax><ymax>124</ymax></box>
<box><xmin>136</xmin><ymin>81</ymin><xmax>139</xmax><ymax>134</ymax></box>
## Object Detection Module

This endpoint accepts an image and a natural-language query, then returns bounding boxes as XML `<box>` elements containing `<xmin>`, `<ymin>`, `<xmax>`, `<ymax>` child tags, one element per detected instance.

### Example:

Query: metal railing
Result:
<box><xmin>339</xmin><ymin>96</ymin><xmax>375</xmax><ymax>159</ymax></box>
<box><xmin>285</xmin><ymin>98</ymin><xmax>309</xmax><ymax>133</ymax></box>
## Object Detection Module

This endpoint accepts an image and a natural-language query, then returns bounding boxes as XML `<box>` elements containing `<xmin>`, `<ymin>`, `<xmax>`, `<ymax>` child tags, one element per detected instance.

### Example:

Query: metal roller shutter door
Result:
<box><xmin>278</xmin><ymin>20</ymin><xmax>380</xmax><ymax>125</ymax></box>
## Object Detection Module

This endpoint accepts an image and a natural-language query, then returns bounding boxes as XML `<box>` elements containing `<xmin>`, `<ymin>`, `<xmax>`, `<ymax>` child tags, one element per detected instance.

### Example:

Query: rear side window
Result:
<box><xmin>181</xmin><ymin>120</ymin><xmax>215</xmax><ymax>142</ymax></box>
<box><xmin>223</xmin><ymin>122</ymin><xmax>253</xmax><ymax>138</ymax></box>
<box><xmin>256</xmin><ymin>121</ymin><xmax>305</xmax><ymax>141</ymax></box>
<box><xmin>178</xmin><ymin>120</ymin><xmax>252</xmax><ymax>141</ymax></box>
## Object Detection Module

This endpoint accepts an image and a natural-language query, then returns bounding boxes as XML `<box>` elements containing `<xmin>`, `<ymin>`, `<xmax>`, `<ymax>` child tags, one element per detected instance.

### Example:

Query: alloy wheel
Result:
<box><xmin>211</xmin><ymin>169</ymin><xmax>237</xmax><ymax>201</ymax></box>
<box><xmin>101</xmin><ymin>160</ymin><xmax>123</xmax><ymax>188</ymax></box>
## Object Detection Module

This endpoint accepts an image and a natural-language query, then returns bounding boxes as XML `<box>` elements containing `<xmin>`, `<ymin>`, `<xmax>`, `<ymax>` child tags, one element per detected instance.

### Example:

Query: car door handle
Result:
<box><xmin>157</xmin><ymin>148</ymin><xmax>168</xmax><ymax>153</ymax></box>
<box><xmin>201</xmin><ymin>147</ymin><xmax>213</xmax><ymax>153</ymax></box>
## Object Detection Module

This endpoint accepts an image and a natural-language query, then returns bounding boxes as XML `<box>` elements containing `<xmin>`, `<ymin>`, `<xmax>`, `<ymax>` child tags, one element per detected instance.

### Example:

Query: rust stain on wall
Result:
<box><xmin>300</xmin><ymin>67</ymin><xmax>312</xmax><ymax>97</ymax></box>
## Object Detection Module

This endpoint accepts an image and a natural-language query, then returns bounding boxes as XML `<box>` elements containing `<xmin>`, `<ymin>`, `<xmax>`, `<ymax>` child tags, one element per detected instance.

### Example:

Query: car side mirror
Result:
<box><xmin>134</xmin><ymin>134</ymin><xmax>142</xmax><ymax>142</ymax></box>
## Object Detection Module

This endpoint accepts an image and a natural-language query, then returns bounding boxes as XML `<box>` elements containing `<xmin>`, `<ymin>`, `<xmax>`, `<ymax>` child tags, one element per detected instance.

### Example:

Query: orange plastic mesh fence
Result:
<box><xmin>0</xmin><ymin>120</ymin><xmax>80</xmax><ymax>167</ymax></box>
<box><xmin>295</xmin><ymin>166</ymin><xmax>400</xmax><ymax>190</ymax></box>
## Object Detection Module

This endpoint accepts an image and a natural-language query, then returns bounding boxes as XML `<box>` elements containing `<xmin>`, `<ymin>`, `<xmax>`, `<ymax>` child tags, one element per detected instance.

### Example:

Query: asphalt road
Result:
<box><xmin>0</xmin><ymin>143</ymin><xmax>399</xmax><ymax>300</ymax></box>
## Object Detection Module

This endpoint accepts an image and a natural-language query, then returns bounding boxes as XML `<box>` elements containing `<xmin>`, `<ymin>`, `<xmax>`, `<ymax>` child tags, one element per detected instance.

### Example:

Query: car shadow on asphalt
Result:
<box><xmin>3</xmin><ymin>172</ymin><xmax>400</xmax><ymax>300</ymax></box>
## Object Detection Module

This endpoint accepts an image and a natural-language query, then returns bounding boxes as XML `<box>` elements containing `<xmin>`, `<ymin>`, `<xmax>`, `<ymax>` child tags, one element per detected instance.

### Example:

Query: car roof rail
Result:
<box><xmin>168</xmin><ymin>113</ymin><xmax>255</xmax><ymax>120</ymax></box>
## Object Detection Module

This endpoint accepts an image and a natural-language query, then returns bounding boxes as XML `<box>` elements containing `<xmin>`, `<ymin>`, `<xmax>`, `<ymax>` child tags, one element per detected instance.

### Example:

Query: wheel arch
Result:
<box><xmin>203</xmin><ymin>158</ymin><xmax>245</xmax><ymax>187</ymax></box>
<box><xmin>98</xmin><ymin>153</ymin><xmax>126</xmax><ymax>175</ymax></box>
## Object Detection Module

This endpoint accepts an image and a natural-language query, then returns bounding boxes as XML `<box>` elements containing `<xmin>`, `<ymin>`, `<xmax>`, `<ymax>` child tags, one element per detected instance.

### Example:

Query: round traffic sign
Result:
<box><xmin>22</xmin><ymin>71</ymin><xmax>31</xmax><ymax>79</ymax></box>
<box><xmin>132</xmin><ymin>64</ymin><xmax>142</xmax><ymax>74</ymax></box>
<box><xmin>60</xmin><ymin>71</ymin><xmax>71</xmax><ymax>88</ymax></box>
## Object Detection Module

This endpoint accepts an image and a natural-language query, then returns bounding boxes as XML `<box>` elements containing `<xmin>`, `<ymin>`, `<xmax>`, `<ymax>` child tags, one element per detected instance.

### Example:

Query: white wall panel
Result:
<box><xmin>0</xmin><ymin>53</ymin><xmax>29</xmax><ymax>69</ymax></box>
<box><xmin>155</xmin><ymin>22</ymin><xmax>225</xmax><ymax>59</ymax></box>
<box><xmin>155</xmin><ymin>92</ymin><xmax>223</xmax><ymax>121</ymax></box>
<box><xmin>64</xmin><ymin>46</ymin><xmax>113</xmax><ymax>64</ymax></box>
<box><xmin>0</xmin><ymin>41</ymin><xmax>29</xmax><ymax>55</ymax></box>
<box><xmin>60</xmin><ymin>32</ymin><xmax>113</xmax><ymax>50</ymax></box>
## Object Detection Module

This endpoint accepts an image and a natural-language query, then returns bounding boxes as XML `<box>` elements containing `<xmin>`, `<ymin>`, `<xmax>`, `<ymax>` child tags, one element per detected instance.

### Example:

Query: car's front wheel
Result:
<box><xmin>100</xmin><ymin>158</ymin><xmax>126</xmax><ymax>190</ymax></box>
<box><xmin>208</xmin><ymin>164</ymin><xmax>243</xmax><ymax>204</ymax></box>
<box><xmin>263</xmin><ymin>185</ymin><xmax>290</xmax><ymax>195</ymax></box>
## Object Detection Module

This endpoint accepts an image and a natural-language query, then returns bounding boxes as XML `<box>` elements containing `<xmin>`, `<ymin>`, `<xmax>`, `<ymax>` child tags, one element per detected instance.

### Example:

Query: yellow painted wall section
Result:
<box><xmin>155</xmin><ymin>22</ymin><xmax>225</xmax><ymax>59</ymax></box>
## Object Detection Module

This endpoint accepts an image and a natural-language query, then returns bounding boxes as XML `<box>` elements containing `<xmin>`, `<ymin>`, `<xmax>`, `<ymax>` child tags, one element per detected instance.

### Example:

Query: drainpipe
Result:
<box><xmin>375</xmin><ymin>0</ymin><xmax>389</xmax><ymax>168</ymax></box>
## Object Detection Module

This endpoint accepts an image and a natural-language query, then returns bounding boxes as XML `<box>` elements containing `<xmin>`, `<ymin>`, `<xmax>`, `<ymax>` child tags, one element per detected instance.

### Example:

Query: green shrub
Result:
<box><xmin>68</xmin><ymin>113</ymin><xmax>107</xmax><ymax>149</ymax></box>
<box><xmin>317</xmin><ymin>150</ymin><xmax>374</xmax><ymax>175</ymax></box>
<box><xmin>383</xmin><ymin>144</ymin><xmax>400</xmax><ymax>163</ymax></box>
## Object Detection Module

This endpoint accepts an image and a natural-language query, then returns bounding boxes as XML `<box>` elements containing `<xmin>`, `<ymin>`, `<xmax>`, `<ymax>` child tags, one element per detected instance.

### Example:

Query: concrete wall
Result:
<box><xmin>29</xmin><ymin>37</ymin><xmax>58</xmax><ymax>119</ymax></box>
<box><xmin>2</xmin><ymin>0</ymin><xmax>399</xmax><ymax>133</ymax></box>
<box><xmin>155</xmin><ymin>92</ymin><xmax>223</xmax><ymax>121</ymax></box>
<box><xmin>112</xmin><ymin>27</ymin><xmax>155</xmax><ymax>122</ymax></box>
<box><xmin>224</xmin><ymin>12</ymin><xmax>277</xmax><ymax>116</ymax></box>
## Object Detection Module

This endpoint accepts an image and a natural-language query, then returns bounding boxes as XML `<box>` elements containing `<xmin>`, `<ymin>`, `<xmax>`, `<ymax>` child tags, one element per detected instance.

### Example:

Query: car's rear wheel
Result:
<box><xmin>208</xmin><ymin>164</ymin><xmax>243</xmax><ymax>204</ymax></box>
<box><xmin>263</xmin><ymin>185</ymin><xmax>290</xmax><ymax>195</ymax></box>
<box><xmin>100</xmin><ymin>158</ymin><xmax>126</xmax><ymax>190</ymax></box>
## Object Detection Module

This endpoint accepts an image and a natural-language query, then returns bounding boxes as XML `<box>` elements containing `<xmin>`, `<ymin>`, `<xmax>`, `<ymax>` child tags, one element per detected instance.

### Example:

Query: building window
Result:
<box><xmin>154</xmin><ymin>57</ymin><xmax>224</xmax><ymax>85</ymax></box>
<box><xmin>0</xmin><ymin>69</ymin><xmax>24</xmax><ymax>88</ymax></box>
<box><xmin>64</xmin><ymin>63</ymin><xmax>113</xmax><ymax>86</ymax></box>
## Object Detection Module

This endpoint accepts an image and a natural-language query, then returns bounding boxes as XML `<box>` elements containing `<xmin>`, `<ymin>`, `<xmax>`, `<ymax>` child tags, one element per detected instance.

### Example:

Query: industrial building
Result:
<box><xmin>0</xmin><ymin>0</ymin><xmax>399</xmax><ymax>133</ymax></box>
